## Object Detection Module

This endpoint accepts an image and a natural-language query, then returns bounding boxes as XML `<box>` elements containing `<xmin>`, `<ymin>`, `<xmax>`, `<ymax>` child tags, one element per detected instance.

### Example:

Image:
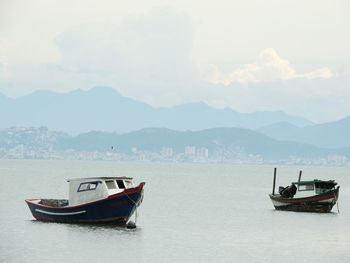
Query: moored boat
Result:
<box><xmin>26</xmin><ymin>177</ymin><xmax>145</xmax><ymax>224</ymax></box>
<box><xmin>269</xmin><ymin>168</ymin><xmax>339</xmax><ymax>213</ymax></box>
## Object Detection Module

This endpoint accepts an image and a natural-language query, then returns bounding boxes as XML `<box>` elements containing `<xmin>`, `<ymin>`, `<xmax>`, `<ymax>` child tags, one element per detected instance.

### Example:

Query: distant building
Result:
<box><xmin>327</xmin><ymin>154</ymin><xmax>347</xmax><ymax>166</ymax></box>
<box><xmin>185</xmin><ymin>146</ymin><xmax>196</xmax><ymax>157</ymax></box>
<box><xmin>196</xmin><ymin>147</ymin><xmax>209</xmax><ymax>158</ymax></box>
<box><xmin>139</xmin><ymin>153</ymin><xmax>146</xmax><ymax>161</ymax></box>
<box><xmin>131</xmin><ymin>147</ymin><xmax>138</xmax><ymax>154</ymax></box>
<box><xmin>161</xmin><ymin>147</ymin><xmax>173</xmax><ymax>157</ymax></box>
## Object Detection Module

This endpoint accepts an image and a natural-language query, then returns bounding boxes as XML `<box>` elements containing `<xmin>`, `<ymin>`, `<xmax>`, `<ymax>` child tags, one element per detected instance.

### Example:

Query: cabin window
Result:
<box><xmin>315</xmin><ymin>183</ymin><xmax>333</xmax><ymax>190</ymax></box>
<box><xmin>116</xmin><ymin>180</ymin><xmax>126</xmax><ymax>189</ymax></box>
<box><xmin>78</xmin><ymin>182</ymin><xmax>99</xmax><ymax>192</ymax></box>
<box><xmin>298</xmin><ymin>184</ymin><xmax>314</xmax><ymax>191</ymax></box>
<box><xmin>125</xmin><ymin>180</ymin><xmax>133</xmax><ymax>188</ymax></box>
<box><xmin>106</xmin><ymin>180</ymin><xmax>117</xmax><ymax>189</ymax></box>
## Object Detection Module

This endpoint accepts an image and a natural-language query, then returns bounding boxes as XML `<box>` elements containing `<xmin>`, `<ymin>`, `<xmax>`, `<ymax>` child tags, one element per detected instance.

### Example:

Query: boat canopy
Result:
<box><xmin>290</xmin><ymin>179</ymin><xmax>337</xmax><ymax>195</ymax></box>
<box><xmin>292</xmin><ymin>179</ymin><xmax>337</xmax><ymax>187</ymax></box>
<box><xmin>67</xmin><ymin>177</ymin><xmax>135</xmax><ymax>206</ymax></box>
<box><xmin>67</xmin><ymin>176</ymin><xmax>133</xmax><ymax>182</ymax></box>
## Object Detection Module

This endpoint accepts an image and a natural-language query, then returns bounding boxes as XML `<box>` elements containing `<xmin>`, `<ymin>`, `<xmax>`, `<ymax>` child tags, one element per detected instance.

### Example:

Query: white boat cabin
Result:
<box><xmin>67</xmin><ymin>177</ymin><xmax>135</xmax><ymax>206</ymax></box>
<box><xmin>278</xmin><ymin>179</ymin><xmax>337</xmax><ymax>198</ymax></box>
<box><xmin>292</xmin><ymin>180</ymin><xmax>337</xmax><ymax>198</ymax></box>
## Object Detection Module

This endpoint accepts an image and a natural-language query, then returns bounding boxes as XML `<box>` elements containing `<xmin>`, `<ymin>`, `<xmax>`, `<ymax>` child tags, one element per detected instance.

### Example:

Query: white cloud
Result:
<box><xmin>0</xmin><ymin>62</ymin><xmax>10</xmax><ymax>79</ymax></box>
<box><xmin>0</xmin><ymin>7</ymin><xmax>205</xmax><ymax>99</ymax></box>
<box><xmin>52</xmin><ymin>7</ymin><xmax>200</xmax><ymax>92</ymax></box>
<box><xmin>213</xmin><ymin>76</ymin><xmax>350</xmax><ymax>123</ymax></box>
<box><xmin>0</xmin><ymin>45</ymin><xmax>12</xmax><ymax>80</ymax></box>
<box><xmin>300</xmin><ymin>67</ymin><xmax>334</xmax><ymax>80</ymax></box>
<box><xmin>0</xmin><ymin>5</ymin><xmax>349</xmax><ymax>123</ymax></box>
<box><xmin>205</xmin><ymin>48</ymin><xmax>334</xmax><ymax>85</ymax></box>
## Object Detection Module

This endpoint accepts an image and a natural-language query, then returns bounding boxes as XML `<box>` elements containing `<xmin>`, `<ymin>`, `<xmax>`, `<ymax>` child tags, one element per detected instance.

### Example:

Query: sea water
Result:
<box><xmin>0</xmin><ymin>160</ymin><xmax>349</xmax><ymax>263</ymax></box>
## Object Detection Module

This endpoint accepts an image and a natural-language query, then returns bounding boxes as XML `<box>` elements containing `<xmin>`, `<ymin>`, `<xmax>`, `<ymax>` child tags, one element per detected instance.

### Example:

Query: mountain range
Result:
<box><xmin>0</xmin><ymin>86</ymin><xmax>312</xmax><ymax>132</ymax></box>
<box><xmin>259</xmin><ymin>118</ymin><xmax>350</xmax><ymax>148</ymax></box>
<box><xmin>58</xmin><ymin>127</ymin><xmax>343</xmax><ymax>159</ymax></box>
<box><xmin>1</xmin><ymin>126</ymin><xmax>349</xmax><ymax>161</ymax></box>
<box><xmin>1</xmin><ymin>86</ymin><xmax>350</xmax><ymax>150</ymax></box>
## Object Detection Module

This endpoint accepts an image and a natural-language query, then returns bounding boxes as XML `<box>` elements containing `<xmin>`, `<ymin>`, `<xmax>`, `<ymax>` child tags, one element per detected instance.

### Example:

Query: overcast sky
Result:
<box><xmin>0</xmin><ymin>0</ymin><xmax>349</xmax><ymax>122</ymax></box>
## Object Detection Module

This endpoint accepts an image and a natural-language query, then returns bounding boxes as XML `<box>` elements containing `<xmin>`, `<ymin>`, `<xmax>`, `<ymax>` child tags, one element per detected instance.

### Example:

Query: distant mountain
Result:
<box><xmin>0</xmin><ymin>87</ymin><xmax>312</xmax><ymax>132</ymax></box>
<box><xmin>259</xmin><ymin>117</ymin><xmax>350</xmax><ymax>148</ymax></box>
<box><xmin>56</xmin><ymin>127</ymin><xmax>336</xmax><ymax>159</ymax></box>
<box><xmin>2</xmin><ymin>126</ymin><xmax>348</xmax><ymax>162</ymax></box>
<box><xmin>258</xmin><ymin>122</ymin><xmax>303</xmax><ymax>141</ymax></box>
<box><xmin>0</xmin><ymin>126</ymin><xmax>67</xmax><ymax>148</ymax></box>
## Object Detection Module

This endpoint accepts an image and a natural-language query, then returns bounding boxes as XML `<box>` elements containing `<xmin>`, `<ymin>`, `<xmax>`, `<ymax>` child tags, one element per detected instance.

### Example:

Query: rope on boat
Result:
<box><xmin>125</xmin><ymin>193</ymin><xmax>139</xmax><ymax>225</ymax></box>
<box><xmin>334</xmin><ymin>190</ymin><xmax>340</xmax><ymax>213</ymax></box>
<box><xmin>336</xmin><ymin>200</ymin><xmax>340</xmax><ymax>213</ymax></box>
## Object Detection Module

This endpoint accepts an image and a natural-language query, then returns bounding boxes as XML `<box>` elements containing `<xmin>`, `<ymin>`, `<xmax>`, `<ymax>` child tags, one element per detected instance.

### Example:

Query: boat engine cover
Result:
<box><xmin>279</xmin><ymin>184</ymin><xmax>297</xmax><ymax>198</ymax></box>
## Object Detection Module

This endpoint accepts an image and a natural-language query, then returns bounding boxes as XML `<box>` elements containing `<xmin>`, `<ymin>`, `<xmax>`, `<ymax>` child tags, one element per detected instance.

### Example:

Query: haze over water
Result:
<box><xmin>1</xmin><ymin>160</ymin><xmax>349</xmax><ymax>263</ymax></box>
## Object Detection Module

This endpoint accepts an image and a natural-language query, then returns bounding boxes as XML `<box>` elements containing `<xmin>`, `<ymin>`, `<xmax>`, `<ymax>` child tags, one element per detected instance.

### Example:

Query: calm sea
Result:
<box><xmin>0</xmin><ymin>160</ymin><xmax>349</xmax><ymax>262</ymax></box>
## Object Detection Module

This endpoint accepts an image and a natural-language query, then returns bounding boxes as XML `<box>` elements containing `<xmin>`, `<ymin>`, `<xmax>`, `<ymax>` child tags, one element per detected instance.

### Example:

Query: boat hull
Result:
<box><xmin>269</xmin><ymin>187</ymin><xmax>339</xmax><ymax>213</ymax></box>
<box><xmin>26</xmin><ymin>183</ymin><xmax>145</xmax><ymax>224</ymax></box>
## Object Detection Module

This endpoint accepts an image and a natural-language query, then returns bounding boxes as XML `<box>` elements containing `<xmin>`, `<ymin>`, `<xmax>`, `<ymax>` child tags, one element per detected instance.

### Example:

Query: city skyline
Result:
<box><xmin>1</xmin><ymin>126</ymin><xmax>349</xmax><ymax>166</ymax></box>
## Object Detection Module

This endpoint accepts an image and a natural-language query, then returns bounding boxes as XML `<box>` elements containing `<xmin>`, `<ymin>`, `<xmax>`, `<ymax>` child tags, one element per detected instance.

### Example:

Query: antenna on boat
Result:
<box><xmin>298</xmin><ymin>170</ymin><xmax>302</xmax><ymax>184</ymax></box>
<box><xmin>272</xmin><ymin>168</ymin><xmax>277</xmax><ymax>195</ymax></box>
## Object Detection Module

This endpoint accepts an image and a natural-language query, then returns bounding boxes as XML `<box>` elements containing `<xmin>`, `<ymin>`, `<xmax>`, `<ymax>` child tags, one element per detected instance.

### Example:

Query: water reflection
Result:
<box><xmin>67</xmin><ymin>222</ymin><xmax>142</xmax><ymax>233</ymax></box>
<box><xmin>28</xmin><ymin>219</ymin><xmax>142</xmax><ymax>235</ymax></box>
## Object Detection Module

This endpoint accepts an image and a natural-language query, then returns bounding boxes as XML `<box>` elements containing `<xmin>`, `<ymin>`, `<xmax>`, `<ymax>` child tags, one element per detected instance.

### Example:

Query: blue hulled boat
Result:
<box><xmin>26</xmin><ymin>177</ymin><xmax>145</xmax><ymax>224</ymax></box>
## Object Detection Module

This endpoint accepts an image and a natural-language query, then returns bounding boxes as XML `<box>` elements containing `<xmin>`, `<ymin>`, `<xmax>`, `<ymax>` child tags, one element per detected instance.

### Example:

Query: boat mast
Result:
<box><xmin>272</xmin><ymin>168</ymin><xmax>277</xmax><ymax>195</ymax></box>
<box><xmin>298</xmin><ymin>170</ymin><xmax>302</xmax><ymax>184</ymax></box>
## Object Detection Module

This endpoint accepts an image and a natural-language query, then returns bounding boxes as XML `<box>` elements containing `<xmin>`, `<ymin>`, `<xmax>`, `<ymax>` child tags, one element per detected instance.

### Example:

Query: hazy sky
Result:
<box><xmin>0</xmin><ymin>0</ymin><xmax>349</xmax><ymax>122</ymax></box>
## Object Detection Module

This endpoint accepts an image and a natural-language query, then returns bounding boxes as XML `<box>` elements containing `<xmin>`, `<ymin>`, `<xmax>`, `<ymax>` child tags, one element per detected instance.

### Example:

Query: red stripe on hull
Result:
<box><xmin>269</xmin><ymin>187</ymin><xmax>339</xmax><ymax>213</ymax></box>
<box><xmin>270</xmin><ymin>188</ymin><xmax>339</xmax><ymax>204</ymax></box>
<box><xmin>32</xmin><ymin>214</ymin><xmax>128</xmax><ymax>224</ymax></box>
